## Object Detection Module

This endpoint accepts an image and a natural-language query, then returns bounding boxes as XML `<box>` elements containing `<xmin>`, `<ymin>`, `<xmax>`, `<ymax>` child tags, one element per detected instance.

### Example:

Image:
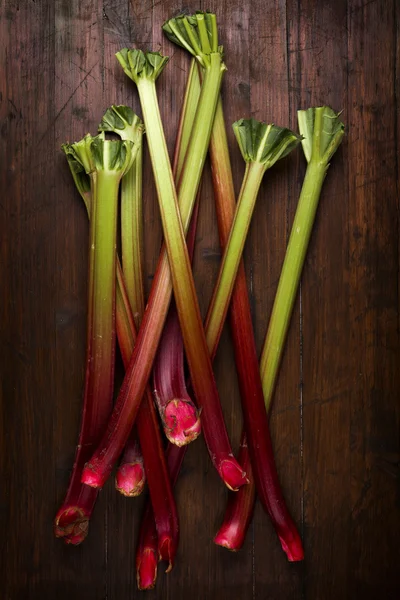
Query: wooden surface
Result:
<box><xmin>1</xmin><ymin>0</ymin><xmax>399</xmax><ymax>598</ymax></box>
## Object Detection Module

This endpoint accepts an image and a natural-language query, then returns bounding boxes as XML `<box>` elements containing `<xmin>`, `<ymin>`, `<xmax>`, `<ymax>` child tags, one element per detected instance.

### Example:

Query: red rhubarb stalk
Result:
<box><xmin>114</xmin><ymin>430</ymin><xmax>145</xmax><ymax>497</ymax></box>
<box><xmin>214</xmin><ymin>434</ymin><xmax>255</xmax><ymax>550</ymax></box>
<box><xmin>82</xmin><ymin>19</ymin><xmax>248</xmax><ymax>492</ymax></box>
<box><xmin>115</xmin><ymin>254</ymin><xmax>179</xmax><ymax>568</ymax></box>
<box><xmin>54</xmin><ymin>135</ymin><xmax>136</xmax><ymax>544</ymax></box>
<box><xmin>136</xmin><ymin>443</ymin><xmax>187</xmax><ymax>589</ymax></box>
<box><xmin>207</xmin><ymin>111</ymin><xmax>304</xmax><ymax>560</ymax></box>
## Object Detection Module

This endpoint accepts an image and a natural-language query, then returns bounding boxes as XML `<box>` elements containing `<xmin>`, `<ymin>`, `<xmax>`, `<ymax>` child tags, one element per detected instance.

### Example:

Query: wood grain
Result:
<box><xmin>0</xmin><ymin>0</ymin><xmax>399</xmax><ymax>598</ymax></box>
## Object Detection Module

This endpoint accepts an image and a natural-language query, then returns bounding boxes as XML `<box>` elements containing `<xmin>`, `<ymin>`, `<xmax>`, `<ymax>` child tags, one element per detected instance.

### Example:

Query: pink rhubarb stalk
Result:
<box><xmin>115</xmin><ymin>429</ymin><xmax>145</xmax><ymax>497</ymax></box>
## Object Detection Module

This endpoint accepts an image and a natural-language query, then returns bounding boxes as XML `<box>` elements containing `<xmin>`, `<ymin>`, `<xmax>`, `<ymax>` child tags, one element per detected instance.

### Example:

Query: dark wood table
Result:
<box><xmin>1</xmin><ymin>1</ymin><xmax>399</xmax><ymax>598</ymax></box>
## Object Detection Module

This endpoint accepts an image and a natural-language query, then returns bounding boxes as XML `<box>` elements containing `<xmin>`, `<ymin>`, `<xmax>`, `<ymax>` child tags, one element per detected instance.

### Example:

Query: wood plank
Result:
<box><xmin>0</xmin><ymin>0</ymin><xmax>59</xmax><ymax>598</ymax></box>
<box><xmin>347</xmin><ymin>1</ymin><xmax>400</xmax><ymax>597</ymax></box>
<box><xmin>286</xmin><ymin>1</ymin><xmax>351</xmax><ymax>598</ymax></box>
<box><xmin>53</xmin><ymin>1</ymin><xmax>108</xmax><ymax>598</ymax></box>
<box><xmin>249</xmin><ymin>0</ymin><xmax>304</xmax><ymax>597</ymax></box>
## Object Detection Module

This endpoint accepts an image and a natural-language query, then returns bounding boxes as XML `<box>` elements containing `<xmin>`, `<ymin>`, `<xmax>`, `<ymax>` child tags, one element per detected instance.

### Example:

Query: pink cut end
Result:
<box><xmin>163</xmin><ymin>399</ymin><xmax>201</xmax><ymax>446</ymax></box>
<box><xmin>81</xmin><ymin>464</ymin><xmax>105</xmax><ymax>488</ymax></box>
<box><xmin>54</xmin><ymin>507</ymin><xmax>89</xmax><ymax>545</ymax></box>
<box><xmin>137</xmin><ymin>548</ymin><xmax>158</xmax><ymax>590</ymax></box>
<box><xmin>115</xmin><ymin>463</ymin><xmax>145</xmax><ymax>497</ymax></box>
<box><xmin>158</xmin><ymin>536</ymin><xmax>175</xmax><ymax>573</ymax></box>
<box><xmin>214</xmin><ymin>527</ymin><xmax>241</xmax><ymax>552</ymax></box>
<box><xmin>219</xmin><ymin>458</ymin><xmax>249</xmax><ymax>491</ymax></box>
<box><xmin>280</xmin><ymin>535</ymin><xmax>305</xmax><ymax>562</ymax></box>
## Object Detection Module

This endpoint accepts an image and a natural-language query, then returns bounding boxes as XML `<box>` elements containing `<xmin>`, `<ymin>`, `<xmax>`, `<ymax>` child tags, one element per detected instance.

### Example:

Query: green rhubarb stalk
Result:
<box><xmin>161</xmin><ymin>11</ymin><xmax>226</xmax><ymax>233</ymax></box>
<box><xmin>99</xmin><ymin>106</ymin><xmax>144</xmax><ymax>324</ymax></box>
<box><xmin>172</xmin><ymin>58</ymin><xmax>201</xmax><ymax>177</ymax></box>
<box><xmin>260</xmin><ymin>106</ymin><xmax>345</xmax><ymax>406</ymax></box>
<box><xmin>205</xmin><ymin>118</ymin><xmax>301</xmax><ymax>349</ymax></box>
<box><xmin>54</xmin><ymin>135</ymin><xmax>135</xmax><ymax>544</ymax></box>
<box><xmin>99</xmin><ymin>106</ymin><xmax>147</xmax><ymax>497</ymax></box>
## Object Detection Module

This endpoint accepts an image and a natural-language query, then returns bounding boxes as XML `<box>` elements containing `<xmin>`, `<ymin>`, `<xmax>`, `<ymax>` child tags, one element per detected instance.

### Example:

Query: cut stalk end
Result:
<box><xmin>219</xmin><ymin>458</ymin><xmax>249</xmax><ymax>491</ymax></box>
<box><xmin>137</xmin><ymin>547</ymin><xmax>158</xmax><ymax>590</ymax></box>
<box><xmin>54</xmin><ymin>506</ymin><xmax>90</xmax><ymax>545</ymax></box>
<box><xmin>81</xmin><ymin>465</ymin><xmax>104</xmax><ymax>488</ymax></box>
<box><xmin>115</xmin><ymin>463</ymin><xmax>146</xmax><ymax>497</ymax></box>
<box><xmin>214</xmin><ymin>527</ymin><xmax>241</xmax><ymax>552</ymax></box>
<box><xmin>279</xmin><ymin>534</ymin><xmax>305</xmax><ymax>562</ymax></box>
<box><xmin>158</xmin><ymin>535</ymin><xmax>176</xmax><ymax>572</ymax></box>
<box><xmin>163</xmin><ymin>398</ymin><xmax>202</xmax><ymax>446</ymax></box>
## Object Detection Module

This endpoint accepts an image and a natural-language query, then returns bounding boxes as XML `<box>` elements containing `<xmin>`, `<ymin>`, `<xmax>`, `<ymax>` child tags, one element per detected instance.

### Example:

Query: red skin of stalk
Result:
<box><xmin>153</xmin><ymin>304</ymin><xmax>201</xmax><ymax>446</ymax></box>
<box><xmin>214</xmin><ymin>434</ymin><xmax>255</xmax><ymax>550</ymax></box>
<box><xmin>136</xmin><ymin>443</ymin><xmax>187</xmax><ymax>589</ymax></box>
<box><xmin>115</xmin><ymin>262</ymin><xmax>179</xmax><ymax>568</ymax></box>
<box><xmin>136</xmin><ymin>196</ymin><xmax>199</xmax><ymax>587</ymax></box>
<box><xmin>208</xmin><ymin>106</ymin><xmax>304</xmax><ymax>561</ymax></box>
<box><xmin>115</xmin><ymin>430</ymin><xmax>145</xmax><ymax>497</ymax></box>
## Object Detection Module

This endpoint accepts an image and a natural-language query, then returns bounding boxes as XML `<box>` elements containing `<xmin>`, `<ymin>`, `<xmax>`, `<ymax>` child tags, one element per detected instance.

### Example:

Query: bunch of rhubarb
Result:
<box><xmin>55</xmin><ymin>9</ymin><xmax>345</xmax><ymax>589</ymax></box>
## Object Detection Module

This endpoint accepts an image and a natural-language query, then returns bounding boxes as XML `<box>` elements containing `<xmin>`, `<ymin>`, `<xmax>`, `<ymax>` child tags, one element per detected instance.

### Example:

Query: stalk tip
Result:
<box><xmin>115</xmin><ymin>463</ymin><xmax>146</xmax><ymax>497</ymax></box>
<box><xmin>54</xmin><ymin>507</ymin><xmax>89</xmax><ymax>545</ymax></box>
<box><xmin>162</xmin><ymin>11</ymin><xmax>223</xmax><ymax>68</ymax></box>
<box><xmin>158</xmin><ymin>536</ymin><xmax>176</xmax><ymax>573</ymax></box>
<box><xmin>297</xmin><ymin>105</ymin><xmax>344</xmax><ymax>164</ymax></box>
<box><xmin>233</xmin><ymin>117</ymin><xmax>301</xmax><ymax>167</ymax></box>
<box><xmin>279</xmin><ymin>534</ymin><xmax>305</xmax><ymax>562</ymax></box>
<box><xmin>214</xmin><ymin>529</ymin><xmax>240</xmax><ymax>552</ymax></box>
<box><xmin>219</xmin><ymin>458</ymin><xmax>249</xmax><ymax>491</ymax></box>
<box><xmin>116</xmin><ymin>48</ymin><xmax>169</xmax><ymax>84</ymax></box>
<box><xmin>81</xmin><ymin>464</ymin><xmax>104</xmax><ymax>488</ymax></box>
<box><xmin>163</xmin><ymin>398</ymin><xmax>201</xmax><ymax>446</ymax></box>
<box><xmin>136</xmin><ymin>547</ymin><xmax>158</xmax><ymax>590</ymax></box>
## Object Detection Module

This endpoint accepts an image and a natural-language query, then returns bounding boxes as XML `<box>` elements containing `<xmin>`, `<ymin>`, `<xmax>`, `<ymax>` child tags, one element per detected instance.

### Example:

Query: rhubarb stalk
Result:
<box><xmin>260</xmin><ymin>107</ymin><xmax>344</xmax><ymax>408</ymax></box>
<box><xmin>136</xmin><ymin>444</ymin><xmax>187</xmax><ymax>590</ymax></box>
<box><xmin>82</xmin><ymin>13</ymin><xmax>248</xmax><ymax>492</ymax></box>
<box><xmin>54</xmin><ymin>135</ymin><xmax>135</xmax><ymax>544</ymax></box>
<box><xmin>136</xmin><ymin>60</ymin><xmax>201</xmax><ymax>588</ymax></box>
<box><xmin>99</xmin><ymin>105</ymin><xmax>144</xmax><ymax>324</ymax></box>
<box><xmin>153</xmin><ymin>59</ymin><xmax>202</xmax><ymax>447</ymax></box>
<box><xmin>205</xmin><ymin>118</ymin><xmax>301</xmax><ymax>349</ymax></box>
<box><xmin>98</xmin><ymin>106</ymin><xmax>179</xmax><ymax>566</ymax></box>
<box><xmin>99</xmin><ymin>106</ymin><xmax>147</xmax><ymax>498</ymax></box>
<box><xmin>214</xmin><ymin>433</ymin><xmax>255</xmax><ymax>550</ymax></box>
<box><xmin>202</xmin><ymin>116</ymin><xmax>303</xmax><ymax>559</ymax></box>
